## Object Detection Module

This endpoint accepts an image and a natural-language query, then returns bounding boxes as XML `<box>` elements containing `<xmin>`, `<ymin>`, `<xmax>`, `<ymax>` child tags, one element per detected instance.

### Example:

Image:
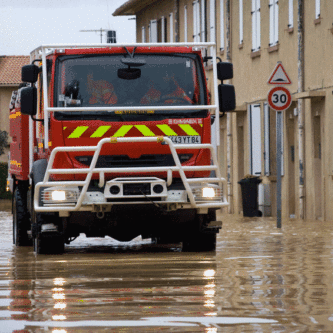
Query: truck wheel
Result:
<box><xmin>182</xmin><ymin>212</ymin><xmax>217</xmax><ymax>252</ymax></box>
<box><xmin>182</xmin><ymin>232</ymin><xmax>217</xmax><ymax>252</ymax></box>
<box><xmin>13</xmin><ymin>188</ymin><xmax>32</xmax><ymax>246</ymax></box>
<box><xmin>30</xmin><ymin>179</ymin><xmax>65</xmax><ymax>255</ymax></box>
<box><xmin>33</xmin><ymin>232</ymin><xmax>64</xmax><ymax>255</ymax></box>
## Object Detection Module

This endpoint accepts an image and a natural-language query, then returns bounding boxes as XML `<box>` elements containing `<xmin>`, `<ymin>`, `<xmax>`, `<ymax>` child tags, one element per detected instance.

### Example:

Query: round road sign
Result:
<box><xmin>267</xmin><ymin>86</ymin><xmax>292</xmax><ymax>111</ymax></box>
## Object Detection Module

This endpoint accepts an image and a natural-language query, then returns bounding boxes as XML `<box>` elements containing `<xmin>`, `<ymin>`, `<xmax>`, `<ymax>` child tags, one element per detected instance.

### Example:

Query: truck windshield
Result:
<box><xmin>55</xmin><ymin>54</ymin><xmax>206</xmax><ymax>114</ymax></box>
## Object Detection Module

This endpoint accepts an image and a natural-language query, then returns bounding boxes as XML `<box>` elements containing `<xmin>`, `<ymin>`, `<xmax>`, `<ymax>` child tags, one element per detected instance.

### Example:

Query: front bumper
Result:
<box><xmin>34</xmin><ymin>137</ymin><xmax>228</xmax><ymax>214</ymax></box>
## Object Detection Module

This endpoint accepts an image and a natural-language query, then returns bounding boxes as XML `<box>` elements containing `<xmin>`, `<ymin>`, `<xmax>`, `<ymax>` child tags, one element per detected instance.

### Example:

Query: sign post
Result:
<box><xmin>267</xmin><ymin>62</ymin><xmax>292</xmax><ymax>229</ymax></box>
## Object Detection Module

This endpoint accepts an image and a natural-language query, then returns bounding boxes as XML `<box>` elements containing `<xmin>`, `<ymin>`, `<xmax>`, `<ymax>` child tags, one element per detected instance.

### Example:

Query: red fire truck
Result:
<box><xmin>7</xmin><ymin>42</ymin><xmax>235</xmax><ymax>254</ymax></box>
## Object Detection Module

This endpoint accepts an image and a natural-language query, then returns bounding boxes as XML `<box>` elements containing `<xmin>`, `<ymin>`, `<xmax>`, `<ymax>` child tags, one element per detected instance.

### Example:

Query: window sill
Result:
<box><xmin>219</xmin><ymin>49</ymin><xmax>224</xmax><ymax>55</ymax></box>
<box><xmin>250</xmin><ymin>50</ymin><xmax>261</xmax><ymax>59</ymax></box>
<box><xmin>268</xmin><ymin>44</ymin><xmax>279</xmax><ymax>53</ymax></box>
<box><xmin>314</xmin><ymin>17</ymin><xmax>322</xmax><ymax>25</ymax></box>
<box><xmin>238</xmin><ymin>43</ymin><xmax>243</xmax><ymax>50</ymax></box>
<box><xmin>286</xmin><ymin>27</ymin><xmax>294</xmax><ymax>33</ymax></box>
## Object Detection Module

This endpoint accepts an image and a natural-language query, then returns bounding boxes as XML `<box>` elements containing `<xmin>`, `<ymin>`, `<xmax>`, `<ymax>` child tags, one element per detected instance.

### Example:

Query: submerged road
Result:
<box><xmin>0</xmin><ymin>201</ymin><xmax>333</xmax><ymax>332</ymax></box>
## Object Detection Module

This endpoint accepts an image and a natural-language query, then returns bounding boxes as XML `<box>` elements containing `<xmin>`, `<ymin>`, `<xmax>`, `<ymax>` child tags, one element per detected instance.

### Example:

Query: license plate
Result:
<box><xmin>168</xmin><ymin>136</ymin><xmax>201</xmax><ymax>144</ymax></box>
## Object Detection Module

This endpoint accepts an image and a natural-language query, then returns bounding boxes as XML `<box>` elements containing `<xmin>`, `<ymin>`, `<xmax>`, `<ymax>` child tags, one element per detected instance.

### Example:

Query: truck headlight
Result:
<box><xmin>190</xmin><ymin>184</ymin><xmax>222</xmax><ymax>202</ymax></box>
<box><xmin>42</xmin><ymin>187</ymin><xmax>80</xmax><ymax>204</ymax></box>
<box><xmin>202</xmin><ymin>187</ymin><xmax>216</xmax><ymax>198</ymax></box>
<box><xmin>51</xmin><ymin>190</ymin><xmax>66</xmax><ymax>201</ymax></box>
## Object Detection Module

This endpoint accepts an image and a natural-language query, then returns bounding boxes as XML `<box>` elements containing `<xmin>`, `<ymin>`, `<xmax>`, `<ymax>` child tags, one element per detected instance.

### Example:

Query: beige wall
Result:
<box><xmin>129</xmin><ymin>0</ymin><xmax>333</xmax><ymax>221</ymax></box>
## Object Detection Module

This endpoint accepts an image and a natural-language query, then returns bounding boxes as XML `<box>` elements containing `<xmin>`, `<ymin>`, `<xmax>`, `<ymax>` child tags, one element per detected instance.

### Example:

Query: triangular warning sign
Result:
<box><xmin>268</xmin><ymin>62</ymin><xmax>292</xmax><ymax>85</ymax></box>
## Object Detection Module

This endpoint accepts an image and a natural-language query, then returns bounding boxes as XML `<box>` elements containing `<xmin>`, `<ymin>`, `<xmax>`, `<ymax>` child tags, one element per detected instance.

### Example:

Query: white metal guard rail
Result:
<box><xmin>34</xmin><ymin>137</ymin><xmax>228</xmax><ymax>212</ymax></box>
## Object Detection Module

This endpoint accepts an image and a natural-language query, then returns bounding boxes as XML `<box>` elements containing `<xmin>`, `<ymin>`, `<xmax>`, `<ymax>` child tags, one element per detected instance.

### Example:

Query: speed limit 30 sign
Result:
<box><xmin>267</xmin><ymin>86</ymin><xmax>292</xmax><ymax>111</ymax></box>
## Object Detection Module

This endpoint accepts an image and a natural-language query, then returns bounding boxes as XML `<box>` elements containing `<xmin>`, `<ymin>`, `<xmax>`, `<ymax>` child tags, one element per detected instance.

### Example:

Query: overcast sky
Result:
<box><xmin>0</xmin><ymin>0</ymin><xmax>136</xmax><ymax>55</ymax></box>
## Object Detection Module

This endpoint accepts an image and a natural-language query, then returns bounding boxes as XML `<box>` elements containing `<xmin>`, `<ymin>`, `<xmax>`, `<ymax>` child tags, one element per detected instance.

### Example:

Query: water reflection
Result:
<box><xmin>1</xmin><ymin>212</ymin><xmax>333</xmax><ymax>331</ymax></box>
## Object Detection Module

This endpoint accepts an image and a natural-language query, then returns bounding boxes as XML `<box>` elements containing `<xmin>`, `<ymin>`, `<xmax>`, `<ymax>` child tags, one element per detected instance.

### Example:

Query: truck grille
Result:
<box><xmin>75</xmin><ymin>154</ymin><xmax>192</xmax><ymax>168</ymax></box>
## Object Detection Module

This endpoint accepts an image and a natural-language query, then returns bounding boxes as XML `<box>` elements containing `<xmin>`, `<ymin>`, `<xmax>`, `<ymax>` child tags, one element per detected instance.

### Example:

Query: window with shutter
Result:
<box><xmin>315</xmin><ymin>0</ymin><xmax>320</xmax><ymax>19</ymax></box>
<box><xmin>249</xmin><ymin>104</ymin><xmax>262</xmax><ymax>176</ymax></box>
<box><xmin>201</xmin><ymin>0</ymin><xmax>207</xmax><ymax>42</ymax></box>
<box><xmin>169</xmin><ymin>13</ymin><xmax>174</xmax><ymax>42</ymax></box>
<box><xmin>220</xmin><ymin>0</ymin><xmax>224</xmax><ymax>51</ymax></box>
<box><xmin>264</xmin><ymin>103</ymin><xmax>270</xmax><ymax>176</ymax></box>
<box><xmin>193</xmin><ymin>1</ymin><xmax>200</xmax><ymax>42</ymax></box>
<box><xmin>288</xmin><ymin>0</ymin><xmax>293</xmax><ymax>28</ymax></box>
<box><xmin>251</xmin><ymin>0</ymin><xmax>261</xmax><ymax>52</ymax></box>
<box><xmin>184</xmin><ymin>6</ymin><xmax>188</xmax><ymax>42</ymax></box>
<box><xmin>239</xmin><ymin>0</ymin><xmax>243</xmax><ymax>44</ymax></box>
<box><xmin>150</xmin><ymin>20</ymin><xmax>158</xmax><ymax>43</ymax></box>
<box><xmin>142</xmin><ymin>26</ymin><xmax>146</xmax><ymax>43</ymax></box>
<box><xmin>269</xmin><ymin>0</ymin><xmax>278</xmax><ymax>47</ymax></box>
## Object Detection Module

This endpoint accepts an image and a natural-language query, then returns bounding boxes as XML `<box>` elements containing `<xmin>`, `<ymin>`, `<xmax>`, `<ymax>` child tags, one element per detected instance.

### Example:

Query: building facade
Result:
<box><xmin>114</xmin><ymin>0</ymin><xmax>333</xmax><ymax>221</ymax></box>
<box><xmin>0</xmin><ymin>56</ymin><xmax>30</xmax><ymax>162</ymax></box>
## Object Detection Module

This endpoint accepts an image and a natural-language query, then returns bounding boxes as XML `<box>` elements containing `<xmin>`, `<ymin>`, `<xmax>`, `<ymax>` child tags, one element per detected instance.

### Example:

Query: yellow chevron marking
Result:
<box><xmin>135</xmin><ymin>125</ymin><xmax>156</xmax><ymax>136</ymax></box>
<box><xmin>90</xmin><ymin>126</ymin><xmax>111</xmax><ymax>138</ymax></box>
<box><xmin>178</xmin><ymin>124</ymin><xmax>199</xmax><ymax>136</ymax></box>
<box><xmin>68</xmin><ymin>126</ymin><xmax>89</xmax><ymax>139</ymax></box>
<box><xmin>63</xmin><ymin>126</ymin><xmax>67</xmax><ymax>130</ymax></box>
<box><xmin>156</xmin><ymin>124</ymin><xmax>178</xmax><ymax>136</ymax></box>
<box><xmin>112</xmin><ymin>125</ymin><xmax>133</xmax><ymax>137</ymax></box>
<box><xmin>9</xmin><ymin>112</ymin><xmax>21</xmax><ymax>119</ymax></box>
<box><xmin>200</xmin><ymin>124</ymin><xmax>203</xmax><ymax>127</ymax></box>
<box><xmin>10</xmin><ymin>160</ymin><xmax>22</xmax><ymax>168</ymax></box>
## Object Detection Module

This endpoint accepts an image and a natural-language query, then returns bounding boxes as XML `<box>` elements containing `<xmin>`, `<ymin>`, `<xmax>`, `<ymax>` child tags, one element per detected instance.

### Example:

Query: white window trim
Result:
<box><xmin>220</xmin><ymin>0</ymin><xmax>224</xmax><ymax>51</ymax></box>
<box><xmin>269</xmin><ymin>0</ymin><xmax>279</xmax><ymax>47</ymax></box>
<box><xmin>239</xmin><ymin>0</ymin><xmax>243</xmax><ymax>44</ymax></box>
<box><xmin>169</xmin><ymin>12</ymin><xmax>174</xmax><ymax>42</ymax></box>
<box><xmin>288</xmin><ymin>0</ymin><xmax>293</xmax><ymax>28</ymax></box>
<box><xmin>315</xmin><ymin>0</ymin><xmax>320</xmax><ymax>19</ymax></box>
<box><xmin>252</xmin><ymin>0</ymin><xmax>261</xmax><ymax>52</ymax></box>
<box><xmin>184</xmin><ymin>6</ymin><xmax>188</xmax><ymax>42</ymax></box>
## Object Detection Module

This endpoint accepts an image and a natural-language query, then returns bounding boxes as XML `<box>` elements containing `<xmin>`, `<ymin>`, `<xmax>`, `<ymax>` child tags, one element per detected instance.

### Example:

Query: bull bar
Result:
<box><xmin>34</xmin><ymin>137</ymin><xmax>228</xmax><ymax>213</ymax></box>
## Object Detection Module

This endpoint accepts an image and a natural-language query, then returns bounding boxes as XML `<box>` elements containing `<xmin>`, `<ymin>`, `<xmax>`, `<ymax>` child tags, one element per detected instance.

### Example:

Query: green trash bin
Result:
<box><xmin>238</xmin><ymin>176</ymin><xmax>262</xmax><ymax>217</ymax></box>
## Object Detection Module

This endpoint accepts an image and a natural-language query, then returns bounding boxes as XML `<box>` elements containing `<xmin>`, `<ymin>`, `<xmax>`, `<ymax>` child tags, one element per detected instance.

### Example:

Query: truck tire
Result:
<box><xmin>32</xmin><ymin>212</ymin><xmax>64</xmax><ymax>255</ymax></box>
<box><xmin>34</xmin><ymin>231</ymin><xmax>64</xmax><ymax>255</ymax></box>
<box><xmin>182</xmin><ymin>232</ymin><xmax>216</xmax><ymax>252</ymax></box>
<box><xmin>30</xmin><ymin>180</ymin><xmax>64</xmax><ymax>255</ymax></box>
<box><xmin>13</xmin><ymin>187</ymin><xmax>32</xmax><ymax>246</ymax></box>
<box><xmin>182</xmin><ymin>212</ymin><xmax>217</xmax><ymax>252</ymax></box>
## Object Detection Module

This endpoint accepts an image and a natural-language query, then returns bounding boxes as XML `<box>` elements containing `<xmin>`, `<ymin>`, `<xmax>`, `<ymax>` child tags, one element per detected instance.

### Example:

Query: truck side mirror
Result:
<box><xmin>218</xmin><ymin>84</ymin><xmax>236</xmax><ymax>112</ymax></box>
<box><xmin>20</xmin><ymin>87</ymin><xmax>37</xmax><ymax>116</ymax></box>
<box><xmin>217</xmin><ymin>62</ymin><xmax>233</xmax><ymax>81</ymax></box>
<box><xmin>22</xmin><ymin>64</ymin><xmax>39</xmax><ymax>83</ymax></box>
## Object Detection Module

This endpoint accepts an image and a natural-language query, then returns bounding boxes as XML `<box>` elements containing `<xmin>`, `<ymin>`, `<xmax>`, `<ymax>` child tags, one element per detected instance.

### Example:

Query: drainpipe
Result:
<box><xmin>297</xmin><ymin>0</ymin><xmax>305</xmax><ymax>219</ymax></box>
<box><xmin>174</xmin><ymin>0</ymin><xmax>180</xmax><ymax>42</ymax></box>
<box><xmin>225</xmin><ymin>0</ymin><xmax>232</xmax><ymax>213</ymax></box>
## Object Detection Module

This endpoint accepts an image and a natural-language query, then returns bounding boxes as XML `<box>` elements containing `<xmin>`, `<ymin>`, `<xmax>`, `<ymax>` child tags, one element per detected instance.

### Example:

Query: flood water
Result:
<box><xmin>1</xmin><ymin>202</ymin><xmax>333</xmax><ymax>332</ymax></box>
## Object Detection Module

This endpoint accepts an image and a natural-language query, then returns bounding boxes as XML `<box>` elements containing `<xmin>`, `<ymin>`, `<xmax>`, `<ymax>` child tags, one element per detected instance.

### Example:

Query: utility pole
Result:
<box><xmin>80</xmin><ymin>28</ymin><xmax>109</xmax><ymax>43</ymax></box>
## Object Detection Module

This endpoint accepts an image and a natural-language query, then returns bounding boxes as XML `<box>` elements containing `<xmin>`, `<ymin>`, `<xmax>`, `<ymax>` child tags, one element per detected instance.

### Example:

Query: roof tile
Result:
<box><xmin>0</xmin><ymin>56</ymin><xmax>30</xmax><ymax>86</ymax></box>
